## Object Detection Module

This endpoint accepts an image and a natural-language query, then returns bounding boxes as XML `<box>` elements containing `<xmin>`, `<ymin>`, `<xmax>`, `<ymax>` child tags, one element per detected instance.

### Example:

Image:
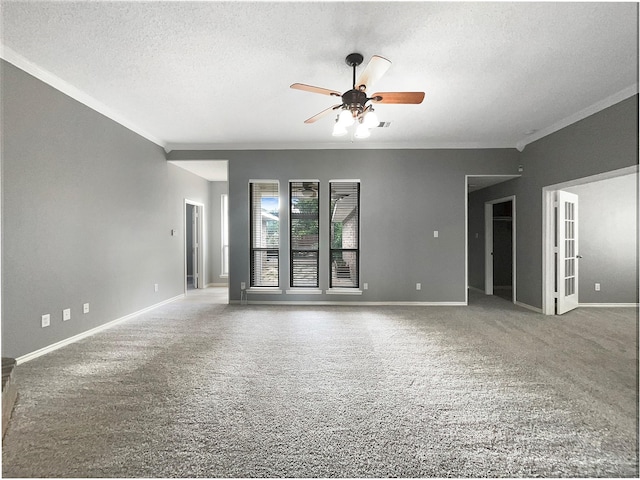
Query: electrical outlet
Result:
<box><xmin>83</xmin><ymin>303</ymin><xmax>90</xmax><ymax>314</ymax></box>
<box><xmin>240</xmin><ymin>282</ymin><xmax>246</xmax><ymax>290</ymax></box>
<box><xmin>416</xmin><ymin>283</ymin><xmax>422</xmax><ymax>291</ymax></box>
<box><xmin>154</xmin><ymin>283</ymin><xmax>159</xmax><ymax>292</ymax></box>
<box><xmin>63</xmin><ymin>308</ymin><xmax>71</xmax><ymax>321</ymax></box>
<box><xmin>41</xmin><ymin>314</ymin><xmax>50</xmax><ymax>328</ymax></box>
<box><xmin>433</xmin><ymin>231</ymin><xmax>439</xmax><ymax>238</ymax></box>
<box><xmin>595</xmin><ymin>283</ymin><xmax>601</xmax><ymax>291</ymax></box>
<box><xmin>363</xmin><ymin>282</ymin><xmax>369</xmax><ymax>290</ymax></box>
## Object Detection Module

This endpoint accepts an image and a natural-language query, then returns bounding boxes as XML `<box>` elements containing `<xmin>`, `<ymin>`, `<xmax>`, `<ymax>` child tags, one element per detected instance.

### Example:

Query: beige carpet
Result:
<box><xmin>2</xmin><ymin>289</ymin><xmax>637</xmax><ymax>477</ymax></box>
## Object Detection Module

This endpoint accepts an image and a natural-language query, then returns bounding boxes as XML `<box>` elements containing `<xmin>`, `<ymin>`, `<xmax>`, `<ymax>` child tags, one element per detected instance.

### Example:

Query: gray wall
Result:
<box><xmin>208</xmin><ymin>181</ymin><xmax>229</xmax><ymax>286</ymax></box>
<box><xmin>468</xmin><ymin>95</ymin><xmax>639</xmax><ymax>308</ymax></box>
<box><xmin>565</xmin><ymin>173</ymin><xmax>638</xmax><ymax>304</ymax></box>
<box><xmin>1</xmin><ymin>60</ymin><xmax>211</xmax><ymax>358</ymax></box>
<box><xmin>169</xmin><ymin>149</ymin><xmax>520</xmax><ymax>303</ymax></box>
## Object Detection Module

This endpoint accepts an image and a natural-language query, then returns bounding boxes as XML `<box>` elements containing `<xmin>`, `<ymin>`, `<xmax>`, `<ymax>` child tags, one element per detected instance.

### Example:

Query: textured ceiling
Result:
<box><xmin>1</xmin><ymin>1</ymin><xmax>638</xmax><ymax>152</ymax></box>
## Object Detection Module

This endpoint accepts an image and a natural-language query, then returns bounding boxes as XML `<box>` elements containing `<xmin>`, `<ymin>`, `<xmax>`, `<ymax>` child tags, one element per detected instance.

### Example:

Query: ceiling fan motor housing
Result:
<box><xmin>342</xmin><ymin>89</ymin><xmax>369</xmax><ymax>113</ymax></box>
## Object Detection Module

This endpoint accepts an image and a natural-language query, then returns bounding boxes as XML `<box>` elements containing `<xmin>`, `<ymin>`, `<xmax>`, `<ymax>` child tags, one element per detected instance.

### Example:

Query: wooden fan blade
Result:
<box><xmin>304</xmin><ymin>104</ymin><xmax>342</xmax><ymax>124</ymax></box>
<box><xmin>355</xmin><ymin>55</ymin><xmax>391</xmax><ymax>91</ymax></box>
<box><xmin>370</xmin><ymin>92</ymin><xmax>425</xmax><ymax>104</ymax></box>
<box><xmin>291</xmin><ymin>83</ymin><xmax>342</xmax><ymax>97</ymax></box>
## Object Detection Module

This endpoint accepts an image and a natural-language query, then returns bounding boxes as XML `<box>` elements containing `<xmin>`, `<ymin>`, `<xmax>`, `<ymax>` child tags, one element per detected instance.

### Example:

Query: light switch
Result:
<box><xmin>434</xmin><ymin>231</ymin><xmax>439</xmax><ymax>238</ymax></box>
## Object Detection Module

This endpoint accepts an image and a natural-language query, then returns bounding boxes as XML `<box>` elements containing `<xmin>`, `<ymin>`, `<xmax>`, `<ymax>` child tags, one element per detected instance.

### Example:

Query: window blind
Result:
<box><xmin>290</xmin><ymin>182</ymin><xmax>319</xmax><ymax>287</ymax></box>
<box><xmin>329</xmin><ymin>182</ymin><xmax>360</xmax><ymax>288</ymax></box>
<box><xmin>250</xmin><ymin>182</ymin><xmax>279</xmax><ymax>287</ymax></box>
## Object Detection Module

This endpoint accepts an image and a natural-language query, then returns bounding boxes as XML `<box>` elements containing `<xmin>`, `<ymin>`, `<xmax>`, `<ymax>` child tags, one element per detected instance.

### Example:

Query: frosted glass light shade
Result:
<box><xmin>363</xmin><ymin>110</ymin><xmax>379</xmax><ymax>128</ymax></box>
<box><xmin>332</xmin><ymin>123</ymin><xmax>348</xmax><ymax>136</ymax></box>
<box><xmin>337</xmin><ymin>109</ymin><xmax>355</xmax><ymax>127</ymax></box>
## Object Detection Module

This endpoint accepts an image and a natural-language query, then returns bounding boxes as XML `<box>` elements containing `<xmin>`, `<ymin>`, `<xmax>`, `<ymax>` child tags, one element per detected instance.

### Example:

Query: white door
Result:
<box><xmin>192</xmin><ymin>206</ymin><xmax>200</xmax><ymax>288</ymax></box>
<box><xmin>556</xmin><ymin>190</ymin><xmax>579</xmax><ymax>314</ymax></box>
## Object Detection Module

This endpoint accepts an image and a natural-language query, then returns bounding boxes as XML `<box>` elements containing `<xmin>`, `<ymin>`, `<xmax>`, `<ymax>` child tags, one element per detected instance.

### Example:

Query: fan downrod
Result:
<box><xmin>345</xmin><ymin>53</ymin><xmax>364</xmax><ymax>67</ymax></box>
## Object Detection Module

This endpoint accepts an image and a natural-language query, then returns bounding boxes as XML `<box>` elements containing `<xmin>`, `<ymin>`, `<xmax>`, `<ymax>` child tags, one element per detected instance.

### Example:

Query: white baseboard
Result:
<box><xmin>578</xmin><ymin>303</ymin><xmax>639</xmax><ymax>308</ymax></box>
<box><xmin>230</xmin><ymin>300</ymin><xmax>467</xmax><ymax>306</ymax></box>
<box><xmin>206</xmin><ymin>283</ymin><xmax>228</xmax><ymax>288</ymax></box>
<box><xmin>16</xmin><ymin>294</ymin><xmax>185</xmax><ymax>365</ymax></box>
<box><xmin>514</xmin><ymin>301</ymin><xmax>543</xmax><ymax>313</ymax></box>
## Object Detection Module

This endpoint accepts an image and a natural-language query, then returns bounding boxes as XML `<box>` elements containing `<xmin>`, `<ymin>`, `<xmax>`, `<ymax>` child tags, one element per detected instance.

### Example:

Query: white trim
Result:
<box><xmin>541</xmin><ymin>165</ymin><xmax>639</xmax><ymax>316</ymax></box>
<box><xmin>0</xmin><ymin>45</ymin><xmax>167</xmax><ymax>151</ymax></box>
<box><xmin>578</xmin><ymin>303</ymin><xmax>639</xmax><ymax>308</ymax></box>
<box><xmin>326</xmin><ymin>289</ymin><xmax>363</xmax><ymax>295</ymax></box>
<box><xmin>16</xmin><ymin>294</ymin><xmax>184</xmax><ymax>365</ymax></box>
<box><xmin>166</xmin><ymin>141</ymin><xmax>516</xmax><ymax>152</ymax></box>
<box><xmin>230</xmin><ymin>300</ymin><xmax>466</xmax><ymax>306</ymax></box>
<box><xmin>542</xmin><ymin>189</ymin><xmax>556</xmax><ymax>315</ymax></box>
<box><xmin>285</xmin><ymin>289</ymin><xmax>323</xmax><ymax>295</ymax></box>
<box><xmin>516</xmin><ymin>84</ymin><xmax>639</xmax><ymax>151</ymax></box>
<box><xmin>184</xmin><ymin>199</ymin><xmax>206</xmax><ymax>293</ymax></box>
<box><xmin>246</xmin><ymin>288</ymin><xmax>283</xmax><ymax>294</ymax></box>
<box><xmin>464</xmin><ymin>178</ymin><xmax>468</xmax><ymax>304</ymax></box>
<box><xmin>221</xmin><ymin>193</ymin><xmax>229</xmax><ymax>277</ymax></box>
<box><xmin>515</xmin><ymin>301</ymin><xmax>543</xmax><ymax>314</ymax></box>
<box><xmin>206</xmin><ymin>283</ymin><xmax>228</xmax><ymax>288</ymax></box>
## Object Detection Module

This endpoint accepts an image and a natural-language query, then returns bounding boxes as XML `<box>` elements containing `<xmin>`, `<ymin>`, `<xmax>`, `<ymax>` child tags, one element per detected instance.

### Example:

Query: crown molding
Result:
<box><xmin>165</xmin><ymin>140</ymin><xmax>517</xmax><ymax>153</ymax></box>
<box><xmin>515</xmin><ymin>84</ymin><xmax>639</xmax><ymax>152</ymax></box>
<box><xmin>0</xmin><ymin>45</ymin><xmax>167</xmax><ymax>151</ymax></box>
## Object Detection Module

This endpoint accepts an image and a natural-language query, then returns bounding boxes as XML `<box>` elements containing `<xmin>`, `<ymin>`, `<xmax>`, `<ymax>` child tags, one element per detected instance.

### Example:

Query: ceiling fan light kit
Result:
<box><xmin>291</xmin><ymin>53</ymin><xmax>425</xmax><ymax>139</ymax></box>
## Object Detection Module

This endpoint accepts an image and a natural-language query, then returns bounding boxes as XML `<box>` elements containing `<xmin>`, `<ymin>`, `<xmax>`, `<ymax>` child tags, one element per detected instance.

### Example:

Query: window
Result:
<box><xmin>329</xmin><ymin>181</ymin><xmax>360</xmax><ymax>288</ymax></box>
<box><xmin>250</xmin><ymin>182</ymin><xmax>279</xmax><ymax>287</ymax></box>
<box><xmin>221</xmin><ymin>194</ymin><xmax>229</xmax><ymax>277</ymax></box>
<box><xmin>290</xmin><ymin>181</ymin><xmax>319</xmax><ymax>287</ymax></box>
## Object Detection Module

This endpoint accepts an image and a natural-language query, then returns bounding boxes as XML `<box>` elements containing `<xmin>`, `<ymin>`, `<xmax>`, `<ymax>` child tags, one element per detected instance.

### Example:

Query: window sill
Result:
<box><xmin>325</xmin><ymin>288</ymin><xmax>363</xmax><ymax>295</ymax></box>
<box><xmin>285</xmin><ymin>288</ymin><xmax>323</xmax><ymax>295</ymax></box>
<box><xmin>245</xmin><ymin>288</ymin><xmax>283</xmax><ymax>295</ymax></box>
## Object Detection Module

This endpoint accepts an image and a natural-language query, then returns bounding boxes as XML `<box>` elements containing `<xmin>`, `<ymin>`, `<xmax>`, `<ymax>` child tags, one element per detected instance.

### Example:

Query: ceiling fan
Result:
<box><xmin>291</xmin><ymin>53</ymin><xmax>425</xmax><ymax>138</ymax></box>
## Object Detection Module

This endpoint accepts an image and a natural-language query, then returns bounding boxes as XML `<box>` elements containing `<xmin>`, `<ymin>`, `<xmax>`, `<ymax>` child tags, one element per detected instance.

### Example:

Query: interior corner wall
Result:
<box><xmin>208</xmin><ymin>181</ymin><xmax>229</xmax><ymax>286</ymax></box>
<box><xmin>467</xmin><ymin>94</ymin><xmax>639</xmax><ymax>309</ymax></box>
<box><xmin>565</xmin><ymin>173</ymin><xmax>638</xmax><ymax>304</ymax></box>
<box><xmin>1</xmin><ymin>60</ymin><xmax>210</xmax><ymax>359</ymax></box>
<box><xmin>170</xmin><ymin>148</ymin><xmax>521</xmax><ymax>304</ymax></box>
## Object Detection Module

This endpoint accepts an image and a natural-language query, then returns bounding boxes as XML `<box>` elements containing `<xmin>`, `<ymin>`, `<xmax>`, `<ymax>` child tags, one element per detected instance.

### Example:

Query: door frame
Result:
<box><xmin>541</xmin><ymin>165</ymin><xmax>637</xmax><ymax>315</ymax></box>
<box><xmin>484</xmin><ymin>195</ymin><xmax>516</xmax><ymax>302</ymax></box>
<box><xmin>184</xmin><ymin>199</ymin><xmax>205</xmax><ymax>293</ymax></box>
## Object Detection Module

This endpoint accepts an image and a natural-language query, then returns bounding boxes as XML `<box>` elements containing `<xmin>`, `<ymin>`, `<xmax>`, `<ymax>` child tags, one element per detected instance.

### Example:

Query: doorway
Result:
<box><xmin>185</xmin><ymin>199</ymin><xmax>205</xmax><ymax>293</ymax></box>
<box><xmin>542</xmin><ymin>165</ymin><xmax>638</xmax><ymax>315</ymax></box>
<box><xmin>484</xmin><ymin>196</ymin><xmax>516</xmax><ymax>303</ymax></box>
